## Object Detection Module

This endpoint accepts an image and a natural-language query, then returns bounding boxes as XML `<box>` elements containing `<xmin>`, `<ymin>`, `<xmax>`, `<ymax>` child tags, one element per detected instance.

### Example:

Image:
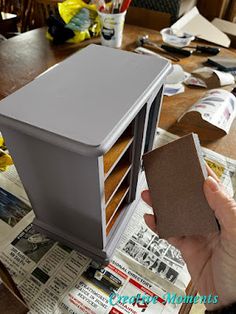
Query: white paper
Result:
<box><xmin>214</xmin><ymin>70</ymin><xmax>235</xmax><ymax>86</ymax></box>
<box><xmin>171</xmin><ymin>7</ymin><xmax>230</xmax><ymax>48</ymax></box>
<box><xmin>192</xmin><ymin>67</ymin><xmax>235</xmax><ymax>86</ymax></box>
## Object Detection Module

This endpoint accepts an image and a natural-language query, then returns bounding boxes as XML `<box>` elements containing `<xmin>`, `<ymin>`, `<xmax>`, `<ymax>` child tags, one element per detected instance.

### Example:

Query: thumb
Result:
<box><xmin>204</xmin><ymin>176</ymin><xmax>236</xmax><ymax>233</ymax></box>
<box><xmin>144</xmin><ymin>214</ymin><xmax>157</xmax><ymax>233</ymax></box>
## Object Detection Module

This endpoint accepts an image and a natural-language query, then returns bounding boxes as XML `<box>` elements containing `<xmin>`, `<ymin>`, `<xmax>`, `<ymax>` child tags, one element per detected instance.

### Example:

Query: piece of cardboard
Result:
<box><xmin>171</xmin><ymin>7</ymin><xmax>230</xmax><ymax>48</ymax></box>
<box><xmin>212</xmin><ymin>18</ymin><xmax>236</xmax><ymax>48</ymax></box>
<box><xmin>143</xmin><ymin>133</ymin><xmax>219</xmax><ymax>239</ymax></box>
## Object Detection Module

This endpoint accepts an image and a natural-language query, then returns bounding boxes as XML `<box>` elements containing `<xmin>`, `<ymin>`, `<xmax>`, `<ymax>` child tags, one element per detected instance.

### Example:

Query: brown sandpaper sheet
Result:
<box><xmin>143</xmin><ymin>133</ymin><xmax>219</xmax><ymax>239</ymax></box>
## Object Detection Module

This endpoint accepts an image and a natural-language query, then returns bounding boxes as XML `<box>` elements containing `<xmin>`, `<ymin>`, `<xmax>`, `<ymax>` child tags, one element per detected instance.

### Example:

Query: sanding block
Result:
<box><xmin>143</xmin><ymin>133</ymin><xmax>219</xmax><ymax>239</ymax></box>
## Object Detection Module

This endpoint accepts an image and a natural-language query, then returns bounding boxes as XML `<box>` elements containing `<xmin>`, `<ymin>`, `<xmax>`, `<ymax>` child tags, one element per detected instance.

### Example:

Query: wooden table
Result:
<box><xmin>1</xmin><ymin>24</ymin><xmax>235</xmax><ymax>313</ymax></box>
<box><xmin>1</xmin><ymin>25</ymin><xmax>236</xmax><ymax>159</ymax></box>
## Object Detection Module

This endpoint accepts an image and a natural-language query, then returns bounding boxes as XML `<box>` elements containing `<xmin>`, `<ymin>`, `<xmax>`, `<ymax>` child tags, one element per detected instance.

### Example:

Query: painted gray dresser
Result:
<box><xmin>0</xmin><ymin>44</ymin><xmax>170</xmax><ymax>263</ymax></box>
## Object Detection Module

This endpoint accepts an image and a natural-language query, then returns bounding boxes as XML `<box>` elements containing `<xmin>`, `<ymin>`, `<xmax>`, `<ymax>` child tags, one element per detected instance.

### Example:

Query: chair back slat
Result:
<box><xmin>126</xmin><ymin>7</ymin><xmax>171</xmax><ymax>31</ymax></box>
<box><xmin>0</xmin><ymin>0</ymin><xmax>63</xmax><ymax>32</ymax></box>
<box><xmin>26</xmin><ymin>0</ymin><xmax>62</xmax><ymax>30</ymax></box>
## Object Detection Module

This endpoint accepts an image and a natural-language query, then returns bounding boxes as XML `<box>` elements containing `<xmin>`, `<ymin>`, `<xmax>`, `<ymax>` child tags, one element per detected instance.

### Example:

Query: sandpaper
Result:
<box><xmin>143</xmin><ymin>133</ymin><xmax>219</xmax><ymax>239</ymax></box>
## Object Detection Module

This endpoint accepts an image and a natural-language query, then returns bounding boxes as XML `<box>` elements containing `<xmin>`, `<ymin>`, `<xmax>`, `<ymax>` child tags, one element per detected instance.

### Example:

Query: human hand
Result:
<box><xmin>141</xmin><ymin>165</ymin><xmax>236</xmax><ymax>310</ymax></box>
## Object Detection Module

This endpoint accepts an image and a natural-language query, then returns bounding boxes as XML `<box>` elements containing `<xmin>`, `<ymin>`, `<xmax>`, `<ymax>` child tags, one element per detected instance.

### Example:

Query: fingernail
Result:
<box><xmin>206</xmin><ymin>176</ymin><xmax>219</xmax><ymax>192</ymax></box>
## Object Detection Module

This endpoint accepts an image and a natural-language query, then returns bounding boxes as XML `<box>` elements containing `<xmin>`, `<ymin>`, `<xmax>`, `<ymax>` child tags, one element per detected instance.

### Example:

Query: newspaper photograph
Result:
<box><xmin>0</xmin><ymin>165</ymin><xmax>33</xmax><ymax>248</ymax></box>
<box><xmin>117</xmin><ymin>196</ymin><xmax>190</xmax><ymax>292</ymax></box>
<box><xmin>0</xmin><ymin>187</ymin><xmax>31</xmax><ymax>227</ymax></box>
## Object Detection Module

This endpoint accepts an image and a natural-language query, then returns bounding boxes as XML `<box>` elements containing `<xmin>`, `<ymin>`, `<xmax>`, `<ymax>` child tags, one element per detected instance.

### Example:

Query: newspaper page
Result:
<box><xmin>0</xmin><ymin>165</ymin><xmax>34</xmax><ymax>248</ymax></box>
<box><xmin>1</xmin><ymin>128</ymin><xmax>236</xmax><ymax>314</ymax></box>
<box><xmin>57</xmin><ymin>251</ymin><xmax>183</xmax><ymax>314</ymax></box>
<box><xmin>0</xmin><ymin>175</ymin><xmax>186</xmax><ymax>314</ymax></box>
<box><xmin>0</xmin><ymin>219</ymin><xmax>183</xmax><ymax>314</ymax></box>
<box><xmin>178</xmin><ymin>88</ymin><xmax>236</xmax><ymax>134</ymax></box>
<box><xmin>0</xmin><ymin>174</ymin><xmax>188</xmax><ymax>312</ymax></box>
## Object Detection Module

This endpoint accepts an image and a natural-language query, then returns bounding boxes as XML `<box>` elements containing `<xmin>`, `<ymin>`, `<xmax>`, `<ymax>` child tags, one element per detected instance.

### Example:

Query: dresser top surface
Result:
<box><xmin>0</xmin><ymin>44</ymin><xmax>170</xmax><ymax>149</ymax></box>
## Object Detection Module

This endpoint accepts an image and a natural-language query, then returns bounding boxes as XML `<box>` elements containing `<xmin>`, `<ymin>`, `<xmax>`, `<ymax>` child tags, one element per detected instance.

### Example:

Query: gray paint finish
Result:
<box><xmin>0</xmin><ymin>45</ymin><xmax>169</xmax><ymax>153</ymax></box>
<box><xmin>2</xmin><ymin>127</ymin><xmax>105</xmax><ymax>248</ymax></box>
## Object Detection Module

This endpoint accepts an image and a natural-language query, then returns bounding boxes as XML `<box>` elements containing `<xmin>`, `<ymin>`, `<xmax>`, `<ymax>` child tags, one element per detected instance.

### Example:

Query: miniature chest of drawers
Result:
<box><xmin>0</xmin><ymin>45</ymin><xmax>170</xmax><ymax>263</ymax></box>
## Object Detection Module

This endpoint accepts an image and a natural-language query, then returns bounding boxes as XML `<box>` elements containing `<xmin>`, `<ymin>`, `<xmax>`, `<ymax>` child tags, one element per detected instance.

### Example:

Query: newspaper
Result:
<box><xmin>178</xmin><ymin>89</ymin><xmax>236</xmax><ymax>134</ymax></box>
<box><xmin>1</xmin><ymin>128</ymin><xmax>236</xmax><ymax>314</ymax></box>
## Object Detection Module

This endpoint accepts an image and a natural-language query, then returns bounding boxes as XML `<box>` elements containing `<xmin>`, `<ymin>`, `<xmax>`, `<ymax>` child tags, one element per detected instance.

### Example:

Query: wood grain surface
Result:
<box><xmin>104</xmin><ymin>158</ymin><xmax>130</xmax><ymax>204</ymax></box>
<box><xmin>103</xmin><ymin>135</ymin><xmax>133</xmax><ymax>176</ymax></box>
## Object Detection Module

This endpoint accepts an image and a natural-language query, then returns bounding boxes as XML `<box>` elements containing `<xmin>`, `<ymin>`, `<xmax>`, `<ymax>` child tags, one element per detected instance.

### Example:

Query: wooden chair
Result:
<box><xmin>0</xmin><ymin>0</ymin><xmax>21</xmax><ymax>15</ymax></box>
<box><xmin>126</xmin><ymin>7</ymin><xmax>171</xmax><ymax>31</ymax></box>
<box><xmin>0</xmin><ymin>12</ymin><xmax>18</xmax><ymax>37</ymax></box>
<box><xmin>130</xmin><ymin>0</ymin><xmax>180</xmax><ymax>22</ymax></box>
<box><xmin>0</xmin><ymin>0</ymin><xmax>19</xmax><ymax>37</ymax></box>
<box><xmin>0</xmin><ymin>0</ymin><xmax>30</xmax><ymax>33</ymax></box>
<box><xmin>25</xmin><ymin>0</ymin><xmax>63</xmax><ymax>30</ymax></box>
